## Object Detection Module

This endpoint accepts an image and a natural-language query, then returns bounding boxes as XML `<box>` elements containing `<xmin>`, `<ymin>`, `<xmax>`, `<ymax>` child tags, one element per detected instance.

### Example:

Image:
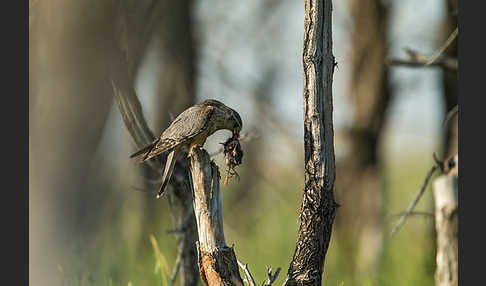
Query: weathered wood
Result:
<box><xmin>189</xmin><ymin>148</ymin><xmax>244</xmax><ymax>286</ymax></box>
<box><xmin>284</xmin><ymin>0</ymin><xmax>337</xmax><ymax>285</ymax></box>
<box><xmin>433</xmin><ymin>157</ymin><xmax>458</xmax><ymax>286</ymax></box>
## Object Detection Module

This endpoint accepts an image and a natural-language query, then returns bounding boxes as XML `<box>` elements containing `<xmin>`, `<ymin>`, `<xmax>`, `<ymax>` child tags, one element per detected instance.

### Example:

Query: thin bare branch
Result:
<box><xmin>237</xmin><ymin>260</ymin><xmax>257</xmax><ymax>286</ymax></box>
<box><xmin>385</xmin><ymin>49</ymin><xmax>458</xmax><ymax>71</ymax></box>
<box><xmin>169</xmin><ymin>252</ymin><xmax>182</xmax><ymax>286</ymax></box>
<box><xmin>263</xmin><ymin>266</ymin><xmax>281</xmax><ymax>286</ymax></box>
<box><xmin>443</xmin><ymin>105</ymin><xmax>458</xmax><ymax>128</ymax></box>
<box><xmin>391</xmin><ymin>161</ymin><xmax>439</xmax><ymax>237</ymax></box>
<box><xmin>426</xmin><ymin>27</ymin><xmax>458</xmax><ymax>65</ymax></box>
<box><xmin>392</xmin><ymin>211</ymin><xmax>435</xmax><ymax>219</ymax></box>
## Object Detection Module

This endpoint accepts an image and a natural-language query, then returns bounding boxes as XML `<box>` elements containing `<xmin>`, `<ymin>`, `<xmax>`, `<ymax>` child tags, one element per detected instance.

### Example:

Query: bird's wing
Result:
<box><xmin>129</xmin><ymin>140</ymin><xmax>158</xmax><ymax>158</ymax></box>
<box><xmin>138</xmin><ymin>105</ymin><xmax>214</xmax><ymax>163</ymax></box>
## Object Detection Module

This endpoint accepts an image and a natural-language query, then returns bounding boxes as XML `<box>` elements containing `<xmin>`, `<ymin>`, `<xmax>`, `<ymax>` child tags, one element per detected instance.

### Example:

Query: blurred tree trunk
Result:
<box><xmin>142</xmin><ymin>0</ymin><xmax>197</xmax><ymax>198</ymax></box>
<box><xmin>109</xmin><ymin>1</ymin><xmax>199</xmax><ymax>285</ymax></box>
<box><xmin>228</xmin><ymin>68</ymin><xmax>276</xmax><ymax>215</ymax></box>
<box><xmin>151</xmin><ymin>1</ymin><xmax>199</xmax><ymax>285</ymax></box>
<box><xmin>29</xmin><ymin>1</ymin><xmax>116</xmax><ymax>285</ymax></box>
<box><xmin>441</xmin><ymin>0</ymin><xmax>458</xmax><ymax>159</ymax></box>
<box><xmin>30</xmin><ymin>1</ymin><xmax>199</xmax><ymax>285</ymax></box>
<box><xmin>333</xmin><ymin>0</ymin><xmax>391</xmax><ymax>278</ymax></box>
<box><xmin>151</xmin><ymin>0</ymin><xmax>196</xmax><ymax>131</ymax></box>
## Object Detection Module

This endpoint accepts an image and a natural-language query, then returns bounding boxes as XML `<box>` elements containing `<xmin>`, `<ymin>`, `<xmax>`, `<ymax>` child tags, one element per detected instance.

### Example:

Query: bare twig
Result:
<box><xmin>263</xmin><ymin>266</ymin><xmax>281</xmax><ymax>286</ymax></box>
<box><xmin>443</xmin><ymin>105</ymin><xmax>458</xmax><ymax>128</ymax></box>
<box><xmin>392</xmin><ymin>211</ymin><xmax>435</xmax><ymax>219</ymax></box>
<box><xmin>237</xmin><ymin>260</ymin><xmax>257</xmax><ymax>286</ymax></box>
<box><xmin>385</xmin><ymin>49</ymin><xmax>458</xmax><ymax>71</ymax></box>
<box><xmin>169</xmin><ymin>252</ymin><xmax>182</xmax><ymax>286</ymax></box>
<box><xmin>426</xmin><ymin>27</ymin><xmax>458</xmax><ymax>65</ymax></box>
<box><xmin>391</xmin><ymin>158</ymin><xmax>439</xmax><ymax>237</ymax></box>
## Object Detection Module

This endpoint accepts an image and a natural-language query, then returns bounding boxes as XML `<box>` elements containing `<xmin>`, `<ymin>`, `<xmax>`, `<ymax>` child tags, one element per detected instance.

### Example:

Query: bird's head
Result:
<box><xmin>228</xmin><ymin>107</ymin><xmax>242</xmax><ymax>137</ymax></box>
<box><xmin>200</xmin><ymin>99</ymin><xmax>243</xmax><ymax>137</ymax></box>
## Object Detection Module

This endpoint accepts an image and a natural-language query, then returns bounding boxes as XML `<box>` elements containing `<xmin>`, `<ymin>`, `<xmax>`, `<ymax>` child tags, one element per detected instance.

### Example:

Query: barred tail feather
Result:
<box><xmin>156</xmin><ymin>147</ymin><xmax>179</xmax><ymax>198</ymax></box>
<box><xmin>138</xmin><ymin>138</ymin><xmax>178</xmax><ymax>164</ymax></box>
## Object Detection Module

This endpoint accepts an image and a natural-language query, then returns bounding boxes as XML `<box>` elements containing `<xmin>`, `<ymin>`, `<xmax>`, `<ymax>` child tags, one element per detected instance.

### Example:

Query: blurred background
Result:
<box><xmin>29</xmin><ymin>0</ymin><xmax>458</xmax><ymax>285</ymax></box>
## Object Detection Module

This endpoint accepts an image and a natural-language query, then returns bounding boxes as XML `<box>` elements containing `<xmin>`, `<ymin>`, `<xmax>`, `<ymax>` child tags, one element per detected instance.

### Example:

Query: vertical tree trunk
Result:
<box><xmin>441</xmin><ymin>0</ymin><xmax>458</xmax><ymax>159</ymax></box>
<box><xmin>435</xmin><ymin>2</ymin><xmax>458</xmax><ymax>284</ymax></box>
<box><xmin>333</xmin><ymin>0</ymin><xmax>390</xmax><ymax>277</ymax></box>
<box><xmin>152</xmin><ymin>0</ymin><xmax>196</xmax><ymax>132</ymax></box>
<box><xmin>285</xmin><ymin>0</ymin><xmax>337</xmax><ymax>285</ymax></box>
<box><xmin>29</xmin><ymin>2</ymin><xmax>116</xmax><ymax>285</ymax></box>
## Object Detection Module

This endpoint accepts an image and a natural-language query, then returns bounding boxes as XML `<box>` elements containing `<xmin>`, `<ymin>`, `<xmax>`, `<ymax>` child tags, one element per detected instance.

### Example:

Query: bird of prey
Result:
<box><xmin>130</xmin><ymin>99</ymin><xmax>243</xmax><ymax>198</ymax></box>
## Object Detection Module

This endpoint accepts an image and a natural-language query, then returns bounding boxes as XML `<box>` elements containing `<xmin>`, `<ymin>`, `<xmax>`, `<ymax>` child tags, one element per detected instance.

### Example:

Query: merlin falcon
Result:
<box><xmin>130</xmin><ymin>99</ymin><xmax>243</xmax><ymax>198</ymax></box>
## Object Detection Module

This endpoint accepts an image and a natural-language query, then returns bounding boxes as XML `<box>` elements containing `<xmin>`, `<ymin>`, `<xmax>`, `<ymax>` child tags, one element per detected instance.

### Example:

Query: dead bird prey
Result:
<box><xmin>222</xmin><ymin>134</ymin><xmax>244</xmax><ymax>186</ymax></box>
<box><xmin>129</xmin><ymin>99</ymin><xmax>243</xmax><ymax>198</ymax></box>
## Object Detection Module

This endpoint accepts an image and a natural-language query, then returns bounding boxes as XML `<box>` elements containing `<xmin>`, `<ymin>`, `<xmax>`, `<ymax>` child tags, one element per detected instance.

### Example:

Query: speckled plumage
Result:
<box><xmin>130</xmin><ymin>99</ymin><xmax>242</xmax><ymax>197</ymax></box>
